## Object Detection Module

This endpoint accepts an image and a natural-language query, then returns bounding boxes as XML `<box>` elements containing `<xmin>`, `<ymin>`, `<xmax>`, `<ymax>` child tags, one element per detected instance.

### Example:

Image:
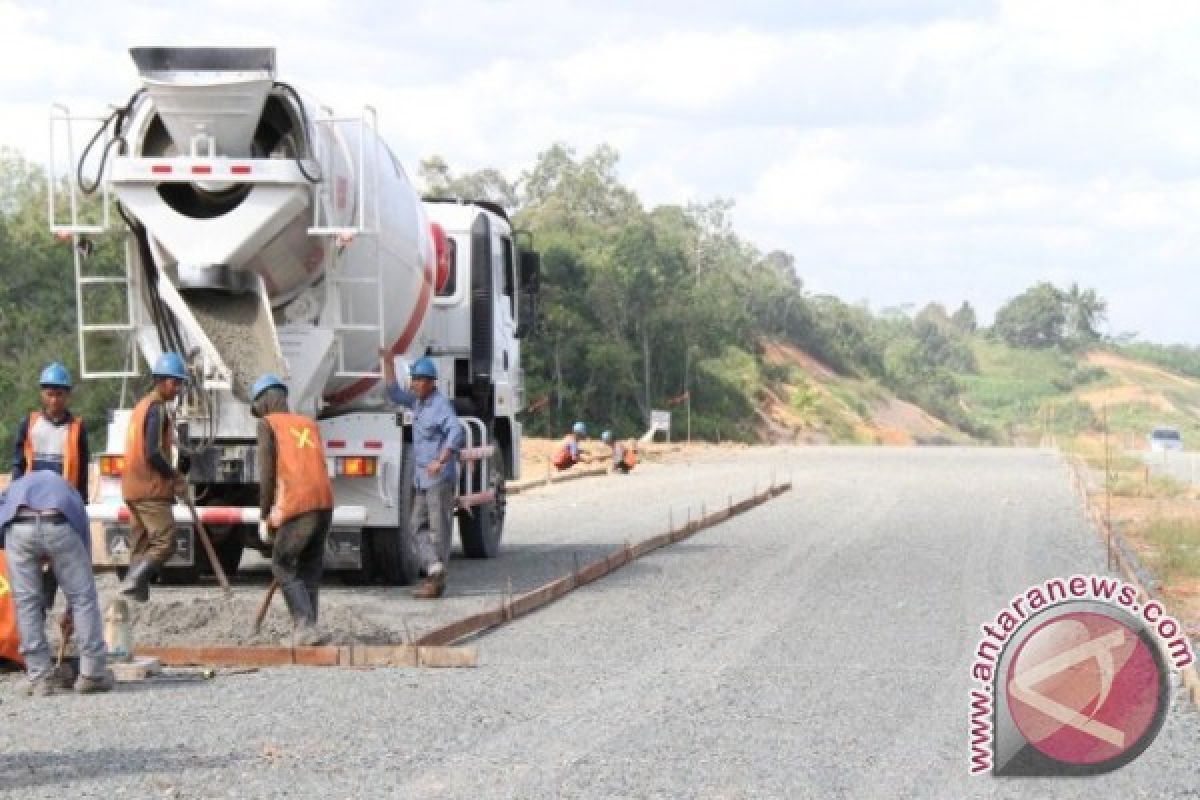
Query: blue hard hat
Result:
<box><xmin>573</xmin><ymin>421</ymin><xmax>587</xmax><ymax>436</ymax></box>
<box><xmin>601</xmin><ymin>430</ymin><xmax>612</xmax><ymax>443</ymax></box>
<box><xmin>39</xmin><ymin>362</ymin><xmax>72</xmax><ymax>389</ymax></box>
<box><xmin>251</xmin><ymin>373</ymin><xmax>288</xmax><ymax>401</ymax></box>
<box><xmin>411</xmin><ymin>356</ymin><xmax>438</xmax><ymax>379</ymax></box>
<box><xmin>151</xmin><ymin>352</ymin><xmax>189</xmax><ymax>382</ymax></box>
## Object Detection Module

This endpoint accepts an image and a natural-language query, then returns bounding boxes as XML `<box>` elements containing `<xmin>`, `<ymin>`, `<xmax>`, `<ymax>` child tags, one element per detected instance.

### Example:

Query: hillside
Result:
<box><xmin>756</xmin><ymin>337</ymin><xmax>1200</xmax><ymax>447</ymax></box>
<box><xmin>755</xmin><ymin>341</ymin><xmax>965</xmax><ymax>445</ymax></box>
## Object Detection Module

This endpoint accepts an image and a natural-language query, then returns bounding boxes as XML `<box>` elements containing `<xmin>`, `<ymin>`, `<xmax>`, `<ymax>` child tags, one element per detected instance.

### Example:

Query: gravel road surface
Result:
<box><xmin>2</xmin><ymin>447</ymin><xmax>1197</xmax><ymax>798</ymax></box>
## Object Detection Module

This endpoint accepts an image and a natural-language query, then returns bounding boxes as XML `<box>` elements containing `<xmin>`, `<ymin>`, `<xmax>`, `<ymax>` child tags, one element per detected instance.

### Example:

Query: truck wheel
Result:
<box><xmin>459</xmin><ymin>445</ymin><xmax>506</xmax><ymax>558</ymax></box>
<box><xmin>367</xmin><ymin>446</ymin><xmax>421</xmax><ymax>585</ymax></box>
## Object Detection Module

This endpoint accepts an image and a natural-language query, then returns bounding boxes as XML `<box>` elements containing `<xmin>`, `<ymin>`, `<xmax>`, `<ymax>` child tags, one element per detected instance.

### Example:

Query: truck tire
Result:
<box><xmin>459</xmin><ymin>445</ymin><xmax>506</xmax><ymax>558</ymax></box>
<box><xmin>367</xmin><ymin>445</ymin><xmax>421</xmax><ymax>585</ymax></box>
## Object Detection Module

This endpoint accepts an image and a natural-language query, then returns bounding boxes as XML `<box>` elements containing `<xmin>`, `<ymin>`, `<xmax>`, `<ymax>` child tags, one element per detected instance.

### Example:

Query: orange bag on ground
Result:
<box><xmin>0</xmin><ymin>549</ymin><xmax>24</xmax><ymax>668</ymax></box>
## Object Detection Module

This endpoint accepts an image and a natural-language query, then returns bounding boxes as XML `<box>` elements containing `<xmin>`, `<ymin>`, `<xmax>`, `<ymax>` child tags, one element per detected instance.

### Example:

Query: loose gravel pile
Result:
<box><xmin>123</xmin><ymin>594</ymin><xmax>395</xmax><ymax>646</ymax></box>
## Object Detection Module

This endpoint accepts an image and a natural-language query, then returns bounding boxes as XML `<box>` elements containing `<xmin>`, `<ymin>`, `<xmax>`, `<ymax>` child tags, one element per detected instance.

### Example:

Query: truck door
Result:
<box><xmin>493</xmin><ymin>233</ymin><xmax>518</xmax><ymax>386</ymax></box>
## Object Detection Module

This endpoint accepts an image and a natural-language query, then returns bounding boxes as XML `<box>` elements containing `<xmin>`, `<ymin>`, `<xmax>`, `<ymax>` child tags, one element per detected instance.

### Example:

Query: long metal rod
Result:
<box><xmin>181</xmin><ymin>490</ymin><xmax>232</xmax><ymax>594</ymax></box>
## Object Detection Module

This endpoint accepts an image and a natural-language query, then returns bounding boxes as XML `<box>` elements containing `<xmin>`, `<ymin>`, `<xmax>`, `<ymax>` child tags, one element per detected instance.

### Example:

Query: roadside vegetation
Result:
<box><xmin>4</xmin><ymin>144</ymin><xmax>1200</xmax><ymax>450</ymax></box>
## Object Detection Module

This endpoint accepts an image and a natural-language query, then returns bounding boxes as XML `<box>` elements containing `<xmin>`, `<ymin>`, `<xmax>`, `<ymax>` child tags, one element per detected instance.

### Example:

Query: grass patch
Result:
<box><xmin>1146</xmin><ymin>518</ymin><xmax>1200</xmax><ymax>580</ymax></box>
<box><xmin>958</xmin><ymin>340</ymin><xmax>1106</xmax><ymax>440</ymax></box>
<box><xmin>1109</xmin><ymin>471</ymin><xmax>1186</xmax><ymax>498</ymax></box>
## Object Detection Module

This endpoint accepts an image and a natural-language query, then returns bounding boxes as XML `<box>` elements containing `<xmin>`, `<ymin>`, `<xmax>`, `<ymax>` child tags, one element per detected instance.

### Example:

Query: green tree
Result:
<box><xmin>993</xmin><ymin>283</ymin><xmax>1067</xmax><ymax>349</ymax></box>
<box><xmin>951</xmin><ymin>301</ymin><xmax>977</xmax><ymax>333</ymax></box>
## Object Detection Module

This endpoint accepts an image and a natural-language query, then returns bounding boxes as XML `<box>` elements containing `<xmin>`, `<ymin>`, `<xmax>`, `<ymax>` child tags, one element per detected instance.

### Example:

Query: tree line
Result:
<box><xmin>0</xmin><ymin>143</ymin><xmax>1126</xmax><ymax>453</ymax></box>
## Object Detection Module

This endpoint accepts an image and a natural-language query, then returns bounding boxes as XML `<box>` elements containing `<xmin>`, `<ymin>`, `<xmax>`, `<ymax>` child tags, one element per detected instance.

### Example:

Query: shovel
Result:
<box><xmin>253</xmin><ymin>578</ymin><xmax>279</xmax><ymax>634</ymax></box>
<box><xmin>179</xmin><ymin>488</ymin><xmax>232</xmax><ymax>596</ymax></box>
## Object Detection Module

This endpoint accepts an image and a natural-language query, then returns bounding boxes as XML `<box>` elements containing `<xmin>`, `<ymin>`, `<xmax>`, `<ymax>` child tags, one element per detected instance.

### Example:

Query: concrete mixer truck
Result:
<box><xmin>46</xmin><ymin>47</ymin><xmax>540</xmax><ymax>584</ymax></box>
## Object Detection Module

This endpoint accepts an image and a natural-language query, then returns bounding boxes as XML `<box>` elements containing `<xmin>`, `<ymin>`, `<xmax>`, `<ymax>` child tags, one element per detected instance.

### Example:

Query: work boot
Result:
<box><xmin>75</xmin><ymin>669</ymin><xmax>116</xmax><ymax>694</ymax></box>
<box><xmin>52</xmin><ymin>661</ymin><xmax>78</xmax><ymax>690</ymax></box>
<box><xmin>306</xmin><ymin>583</ymin><xmax>320</xmax><ymax>623</ymax></box>
<box><xmin>23</xmin><ymin>678</ymin><xmax>56</xmax><ymax>697</ymax></box>
<box><xmin>411</xmin><ymin>564</ymin><xmax>446</xmax><ymax>599</ymax></box>
<box><xmin>119</xmin><ymin>561</ymin><xmax>156</xmax><ymax>603</ymax></box>
<box><xmin>291</xmin><ymin>624</ymin><xmax>331</xmax><ymax>647</ymax></box>
<box><xmin>279</xmin><ymin>581</ymin><xmax>326</xmax><ymax>647</ymax></box>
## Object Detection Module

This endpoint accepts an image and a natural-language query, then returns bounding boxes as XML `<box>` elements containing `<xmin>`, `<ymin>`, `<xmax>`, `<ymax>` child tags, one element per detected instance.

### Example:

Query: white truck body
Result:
<box><xmin>49</xmin><ymin>47</ymin><xmax>536</xmax><ymax>581</ymax></box>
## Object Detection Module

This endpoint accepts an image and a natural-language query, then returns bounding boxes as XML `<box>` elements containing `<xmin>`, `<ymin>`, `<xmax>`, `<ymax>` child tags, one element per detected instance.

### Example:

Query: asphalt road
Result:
<box><xmin>2</xmin><ymin>447</ymin><xmax>1197</xmax><ymax>798</ymax></box>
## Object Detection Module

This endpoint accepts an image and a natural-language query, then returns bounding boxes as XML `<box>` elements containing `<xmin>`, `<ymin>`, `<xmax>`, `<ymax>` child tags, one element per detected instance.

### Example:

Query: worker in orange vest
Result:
<box><xmin>251</xmin><ymin>374</ymin><xmax>334</xmax><ymax>645</ymax></box>
<box><xmin>119</xmin><ymin>353</ymin><xmax>190</xmax><ymax>603</ymax></box>
<box><xmin>12</xmin><ymin>362</ymin><xmax>89</xmax><ymax>498</ymax></box>
<box><xmin>8</xmin><ymin>362</ymin><xmax>89</xmax><ymax>611</ymax></box>
<box><xmin>601</xmin><ymin>430</ymin><xmax>638</xmax><ymax>474</ymax></box>
<box><xmin>551</xmin><ymin>421</ymin><xmax>589</xmax><ymax>471</ymax></box>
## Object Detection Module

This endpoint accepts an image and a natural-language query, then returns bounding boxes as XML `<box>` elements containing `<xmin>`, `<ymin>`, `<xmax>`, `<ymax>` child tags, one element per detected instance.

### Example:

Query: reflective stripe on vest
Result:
<box><xmin>265</xmin><ymin>413</ymin><xmax>333</xmax><ymax>524</ymax></box>
<box><xmin>122</xmin><ymin>393</ymin><xmax>174</xmax><ymax>502</ymax></box>
<box><xmin>24</xmin><ymin>411</ymin><xmax>83</xmax><ymax>488</ymax></box>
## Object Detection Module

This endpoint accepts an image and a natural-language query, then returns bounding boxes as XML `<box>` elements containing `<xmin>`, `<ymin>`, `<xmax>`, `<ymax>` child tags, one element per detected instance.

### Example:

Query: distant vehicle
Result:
<box><xmin>1148</xmin><ymin>427</ymin><xmax>1183</xmax><ymax>452</ymax></box>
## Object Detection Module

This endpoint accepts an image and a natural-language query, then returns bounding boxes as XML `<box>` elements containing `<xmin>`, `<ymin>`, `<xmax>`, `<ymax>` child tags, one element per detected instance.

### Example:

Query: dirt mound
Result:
<box><xmin>125</xmin><ymin>594</ymin><xmax>395</xmax><ymax>647</ymax></box>
<box><xmin>761</xmin><ymin>340</ymin><xmax>838</xmax><ymax>380</ymax></box>
<box><xmin>1086</xmin><ymin>350</ymin><xmax>1200</xmax><ymax>390</ymax></box>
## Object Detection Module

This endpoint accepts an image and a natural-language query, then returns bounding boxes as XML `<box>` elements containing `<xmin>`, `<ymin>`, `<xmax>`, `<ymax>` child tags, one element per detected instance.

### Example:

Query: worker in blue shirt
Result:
<box><xmin>380</xmin><ymin>351</ymin><xmax>465</xmax><ymax>599</ymax></box>
<box><xmin>0</xmin><ymin>471</ymin><xmax>113</xmax><ymax>695</ymax></box>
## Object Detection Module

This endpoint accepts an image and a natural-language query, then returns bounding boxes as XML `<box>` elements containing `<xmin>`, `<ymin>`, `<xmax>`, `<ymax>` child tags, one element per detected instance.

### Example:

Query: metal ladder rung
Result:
<box><xmin>334</xmin><ymin>324</ymin><xmax>382</xmax><ymax>333</ymax></box>
<box><xmin>333</xmin><ymin>277</ymin><xmax>378</xmax><ymax>286</ymax></box>
<box><xmin>81</xmin><ymin>323</ymin><xmax>135</xmax><ymax>333</ymax></box>
<box><xmin>79</xmin><ymin>275</ymin><xmax>129</xmax><ymax>285</ymax></box>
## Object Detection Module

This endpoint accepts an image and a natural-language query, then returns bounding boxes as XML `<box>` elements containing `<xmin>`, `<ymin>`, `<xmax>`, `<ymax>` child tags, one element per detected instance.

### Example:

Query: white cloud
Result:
<box><xmin>1</xmin><ymin>0</ymin><xmax>1199</xmax><ymax>342</ymax></box>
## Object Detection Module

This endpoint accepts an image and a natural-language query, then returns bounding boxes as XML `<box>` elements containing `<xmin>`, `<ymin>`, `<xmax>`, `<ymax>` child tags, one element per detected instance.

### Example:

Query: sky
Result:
<box><xmin>1</xmin><ymin>0</ymin><xmax>1197</xmax><ymax>343</ymax></box>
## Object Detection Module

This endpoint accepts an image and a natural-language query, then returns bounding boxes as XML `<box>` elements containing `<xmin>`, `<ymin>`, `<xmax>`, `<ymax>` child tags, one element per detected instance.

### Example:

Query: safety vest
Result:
<box><xmin>0</xmin><ymin>550</ymin><xmax>23</xmax><ymax>667</ymax></box>
<box><xmin>264</xmin><ymin>413</ymin><xmax>333</xmax><ymax>524</ymax></box>
<box><xmin>551</xmin><ymin>435</ymin><xmax>577</xmax><ymax>471</ymax></box>
<box><xmin>621</xmin><ymin>443</ymin><xmax>638</xmax><ymax>469</ymax></box>
<box><xmin>23</xmin><ymin>411</ymin><xmax>83</xmax><ymax>489</ymax></box>
<box><xmin>122</xmin><ymin>392</ymin><xmax>175</xmax><ymax>502</ymax></box>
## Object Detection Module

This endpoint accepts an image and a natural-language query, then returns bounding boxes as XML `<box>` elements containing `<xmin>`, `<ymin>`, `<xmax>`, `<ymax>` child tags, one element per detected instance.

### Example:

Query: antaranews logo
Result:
<box><xmin>968</xmin><ymin>574</ymin><xmax>1194</xmax><ymax>777</ymax></box>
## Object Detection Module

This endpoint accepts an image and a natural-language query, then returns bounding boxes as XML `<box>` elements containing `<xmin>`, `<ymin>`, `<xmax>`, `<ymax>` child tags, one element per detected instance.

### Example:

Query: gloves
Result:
<box><xmin>172</xmin><ymin>473</ymin><xmax>189</xmax><ymax>499</ymax></box>
<box><xmin>258</xmin><ymin>520</ymin><xmax>273</xmax><ymax>545</ymax></box>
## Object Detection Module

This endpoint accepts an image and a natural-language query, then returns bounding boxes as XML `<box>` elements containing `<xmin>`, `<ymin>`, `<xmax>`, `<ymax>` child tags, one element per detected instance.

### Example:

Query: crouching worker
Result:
<box><xmin>551</xmin><ymin>421</ymin><xmax>589</xmax><ymax>471</ymax></box>
<box><xmin>252</xmin><ymin>374</ymin><xmax>333</xmax><ymax>646</ymax></box>
<box><xmin>601</xmin><ymin>431</ymin><xmax>638</xmax><ymax>474</ymax></box>
<box><xmin>0</xmin><ymin>471</ymin><xmax>113</xmax><ymax>695</ymax></box>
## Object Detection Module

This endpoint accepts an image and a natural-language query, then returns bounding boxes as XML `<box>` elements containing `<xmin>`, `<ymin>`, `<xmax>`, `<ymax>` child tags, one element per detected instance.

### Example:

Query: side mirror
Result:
<box><xmin>519</xmin><ymin>250</ymin><xmax>541</xmax><ymax>294</ymax></box>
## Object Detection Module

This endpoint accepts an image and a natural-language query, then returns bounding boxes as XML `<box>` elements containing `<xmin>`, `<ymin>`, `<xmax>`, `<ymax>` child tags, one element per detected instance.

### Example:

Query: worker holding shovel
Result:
<box><xmin>251</xmin><ymin>374</ymin><xmax>334</xmax><ymax>646</ymax></box>
<box><xmin>120</xmin><ymin>353</ymin><xmax>191</xmax><ymax>603</ymax></box>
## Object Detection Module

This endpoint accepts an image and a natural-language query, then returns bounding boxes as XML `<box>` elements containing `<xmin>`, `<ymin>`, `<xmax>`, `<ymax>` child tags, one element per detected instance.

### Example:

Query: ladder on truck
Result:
<box><xmin>47</xmin><ymin>104</ymin><xmax>139</xmax><ymax>379</ymax></box>
<box><xmin>308</xmin><ymin>105</ymin><xmax>385</xmax><ymax>380</ymax></box>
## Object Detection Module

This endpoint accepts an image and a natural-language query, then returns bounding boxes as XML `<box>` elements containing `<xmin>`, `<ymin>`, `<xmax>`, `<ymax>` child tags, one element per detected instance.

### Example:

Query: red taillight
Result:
<box><xmin>151</xmin><ymin>165</ymin><xmax>172</xmax><ymax>175</ymax></box>
<box><xmin>231</xmin><ymin>165</ymin><xmax>251</xmax><ymax>175</ymax></box>
<box><xmin>191</xmin><ymin>165</ymin><xmax>213</xmax><ymax>175</ymax></box>
<box><xmin>99</xmin><ymin>455</ymin><xmax>125</xmax><ymax>476</ymax></box>
<box><xmin>327</xmin><ymin>440</ymin><xmax>346</xmax><ymax>449</ymax></box>
<box><xmin>337</xmin><ymin>456</ymin><xmax>377</xmax><ymax>477</ymax></box>
<box><xmin>364</xmin><ymin>440</ymin><xmax>383</xmax><ymax>450</ymax></box>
